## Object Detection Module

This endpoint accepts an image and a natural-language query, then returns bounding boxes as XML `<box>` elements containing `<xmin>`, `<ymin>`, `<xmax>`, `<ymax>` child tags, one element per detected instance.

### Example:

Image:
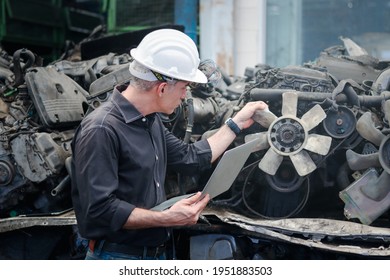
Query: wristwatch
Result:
<box><xmin>225</xmin><ymin>118</ymin><xmax>241</xmax><ymax>136</ymax></box>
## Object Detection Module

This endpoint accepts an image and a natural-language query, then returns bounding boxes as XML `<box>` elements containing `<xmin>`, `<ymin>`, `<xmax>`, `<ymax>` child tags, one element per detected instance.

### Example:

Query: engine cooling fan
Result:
<box><xmin>341</xmin><ymin>110</ymin><xmax>390</xmax><ymax>225</ymax></box>
<box><xmin>245</xmin><ymin>91</ymin><xmax>332</xmax><ymax>176</ymax></box>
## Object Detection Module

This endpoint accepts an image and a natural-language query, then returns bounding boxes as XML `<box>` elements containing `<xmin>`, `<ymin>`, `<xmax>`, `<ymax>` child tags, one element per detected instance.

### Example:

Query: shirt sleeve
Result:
<box><xmin>164</xmin><ymin>127</ymin><xmax>212</xmax><ymax>174</ymax></box>
<box><xmin>72</xmin><ymin>124</ymin><xmax>134</xmax><ymax>238</ymax></box>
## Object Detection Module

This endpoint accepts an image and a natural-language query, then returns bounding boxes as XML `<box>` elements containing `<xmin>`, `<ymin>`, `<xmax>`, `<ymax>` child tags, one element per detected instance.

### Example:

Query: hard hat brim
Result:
<box><xmin>129</xmin><ymin>60</ymin><xmax>158</xmax><ymax>81</ymax></box>
<box><xmin>193</xmin><ymin>69</ymin><xmax>208</xmax><ymax>84</ymax></box>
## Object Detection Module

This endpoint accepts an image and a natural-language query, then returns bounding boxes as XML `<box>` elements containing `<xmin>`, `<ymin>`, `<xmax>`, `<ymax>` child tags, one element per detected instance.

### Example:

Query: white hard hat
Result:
<box><xmin>130</xmin><ymin>29</ymin><xmax>207</xmax><ymax>83</ymax></box>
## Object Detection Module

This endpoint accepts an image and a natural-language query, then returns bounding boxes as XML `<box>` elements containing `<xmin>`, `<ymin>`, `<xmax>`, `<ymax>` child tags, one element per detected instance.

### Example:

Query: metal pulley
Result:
<box><xmin>323</xmin><ymin>106</ymin><xmax>357</xmax><ymax>139</ymax></box>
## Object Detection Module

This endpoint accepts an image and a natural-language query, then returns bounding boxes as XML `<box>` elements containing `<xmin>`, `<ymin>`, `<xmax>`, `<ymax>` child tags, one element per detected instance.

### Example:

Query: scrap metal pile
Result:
<box><xmin>0</xmin><ymin>34</ymin><xmax>389</xmax><ymax>258</ymax></box>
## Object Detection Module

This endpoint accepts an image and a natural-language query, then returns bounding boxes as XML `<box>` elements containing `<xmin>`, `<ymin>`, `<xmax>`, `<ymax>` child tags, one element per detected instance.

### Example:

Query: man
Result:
<box><xmin>70</xmin><ymin>29</ymin><xmax>268</xmax><ymax>260</ymax></box>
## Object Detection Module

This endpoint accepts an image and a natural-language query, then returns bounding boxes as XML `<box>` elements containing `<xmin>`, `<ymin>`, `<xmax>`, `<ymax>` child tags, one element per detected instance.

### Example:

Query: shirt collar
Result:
<box><xmin>111</xmin><ymin>86</ymin><xmax>156</xmax><ymax>124</ymax></box>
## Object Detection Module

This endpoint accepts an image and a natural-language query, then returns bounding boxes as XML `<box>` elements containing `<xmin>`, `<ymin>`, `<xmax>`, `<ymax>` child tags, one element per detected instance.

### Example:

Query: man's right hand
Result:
<box><xmin>166</xmin><ymin>192</ymin><xmax>210</xmax><ymax>226</ymax></box>
<box><xmin>123</xmin><ymin>192</ymin><xmax>210</xmax><ymax>230</ymax></box>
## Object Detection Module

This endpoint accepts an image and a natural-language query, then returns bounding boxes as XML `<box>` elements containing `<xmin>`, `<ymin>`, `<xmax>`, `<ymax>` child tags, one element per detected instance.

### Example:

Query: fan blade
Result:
<box><xmin>384</xmin><ymin>100</ymin><xmax>390</xmax><ymax>125</ymax></box>
<box><xmin>345</xmin><ymin>149</ymin><xmax>380</xmax><ymax>171</ymax></box>
<box><xmin>304</xmin><ymin>134</ymin><xmax>332</xmax><ymax>155</ymax></box>
<box><xmin>356</xmin><ymin>111</ymin><xmax>385</xmax><ymax>147</ymax></box>
<box><xmin>300</xmin><ymin>104</ymin><xmax>327</xmax><ymax>131</ymax></box>
<box><xmin>244</xmin><ymin>132</ymin><xmax>270</xmax><ymax>152</ymax></box>
<box><xmin>252</xmin><ymin>109</ymin><xmax>277</xmax><ymax>128</ymax></box>
<box><xmin>379</xmin><ymin>135</ymin><xmax>390</xmax><ymax>173</ymax></box>
<box><xmin>244</xmin><ymin>133</ymin><xmax>258</xmax><ymax>143</ymax></box>
<box><xmin>290</xmin><ymin>150</ymin><xmax>316</xmax><ymax>176</ymax></box>
<box><xmin>258</xmin><ymin>148</ymin><xmax>283</xmax><ymax>175</ymax></box>
<box><xmin>281</xmin><ymin>91</ymin><xmax>298</xmax><ymax>116</ymax></box>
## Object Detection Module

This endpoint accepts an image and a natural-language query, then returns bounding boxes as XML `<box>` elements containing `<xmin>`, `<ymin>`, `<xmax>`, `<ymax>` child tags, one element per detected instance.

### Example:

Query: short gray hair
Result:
<box><xmin>129</xmin><ymin>74</ymin><xmax>161</xmax><ymax>91</ymax></box>
<box><xmin>129</xmin><ymin>60</ymin><xmax>177</xmax><ymax>90</ymax></box>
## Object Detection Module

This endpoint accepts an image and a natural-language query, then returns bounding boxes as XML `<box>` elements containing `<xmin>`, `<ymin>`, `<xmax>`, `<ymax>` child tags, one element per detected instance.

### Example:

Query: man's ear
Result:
<box><xmin>156</xmin><ymin>82</ymin><xmax>166</xmax><ymax>97</ymax></box>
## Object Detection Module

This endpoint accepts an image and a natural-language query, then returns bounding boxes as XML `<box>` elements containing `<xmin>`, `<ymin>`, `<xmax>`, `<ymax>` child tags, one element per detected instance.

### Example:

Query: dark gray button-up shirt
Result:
<box><xmin>71</xmin><ymin>87</ymin><xmax>212</xmax><ymax>246</ymax></box>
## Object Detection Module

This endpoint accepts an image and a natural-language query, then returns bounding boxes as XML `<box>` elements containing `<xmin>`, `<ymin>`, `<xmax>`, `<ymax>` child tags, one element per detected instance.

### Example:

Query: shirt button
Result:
<box><xmin>156</xmin><ymin>182</ymin><xmax>160</xmax><ymax>187</ymax></box>
<box><xmin>156</xmin><ymin>155</ymin><xmax>159</xmax><ymax>161</ymax></box>
<box><xmin>142</xmin><ymin>118</ymin><xmax>146</xmax><ymax>122</ymax></box>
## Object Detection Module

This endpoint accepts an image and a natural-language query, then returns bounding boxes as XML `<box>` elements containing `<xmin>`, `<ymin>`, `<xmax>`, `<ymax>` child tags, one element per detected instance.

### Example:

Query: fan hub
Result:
<box><xmin>269</xmin><ymin>117</ymin><xmax>307</xmax><ymax>155</ymax></box>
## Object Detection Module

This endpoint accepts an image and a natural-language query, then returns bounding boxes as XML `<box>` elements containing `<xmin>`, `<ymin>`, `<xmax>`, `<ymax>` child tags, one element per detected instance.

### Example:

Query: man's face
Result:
<box><xmin>158</xmin><ymin>81</ymin><xmax>190</xmax><ymax>114</ymax></box>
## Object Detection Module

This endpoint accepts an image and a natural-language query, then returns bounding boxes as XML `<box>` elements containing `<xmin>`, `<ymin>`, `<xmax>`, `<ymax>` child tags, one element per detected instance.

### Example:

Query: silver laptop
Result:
<box><xmin>151</xmin><ymin>138</ymin><xmax>259</xmax><ymax>211</ymax></box>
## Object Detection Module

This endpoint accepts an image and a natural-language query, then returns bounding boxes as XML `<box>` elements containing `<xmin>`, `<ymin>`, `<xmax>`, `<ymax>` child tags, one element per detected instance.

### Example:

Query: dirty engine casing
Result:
<box><xmin>0</xmin><ymin>36</ymin><xmax>390</xmax><ymax>260</ymax></box>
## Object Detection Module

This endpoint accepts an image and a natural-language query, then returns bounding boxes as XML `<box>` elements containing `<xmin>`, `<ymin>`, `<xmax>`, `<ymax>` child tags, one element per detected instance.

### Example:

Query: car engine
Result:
<box><xmin>0</xmin><ymin>35</ymin><xmax>389</xmax><ymax>259</ymax></box>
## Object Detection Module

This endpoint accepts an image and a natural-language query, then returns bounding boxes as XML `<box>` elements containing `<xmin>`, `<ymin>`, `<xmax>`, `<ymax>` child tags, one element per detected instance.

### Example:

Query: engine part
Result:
<box><xmin>245</xmin><ymin>91</ymin><xmax>332</xmax><ymax>176</ymax></box>
<box><xmin>10</xmin><ymin>132</ymin><xmax>72</xmax><ymax>183</ymax></box>
<box><xmin>340</xmin><ymin>168</ymin><xmax>390</xmax><ymax>225</ymax></box>
<box><xmin>190</xmin><ymin>59</ymin><xmax>222</xmax><ymax>96</ymax></box>
<box><xmin>0</xmin><ymin>159</ymin><xmax>15</xmax><ymax>186</ymax></box>
<box><xmin>254</xmin><ymin>65</ymin><xmax>334</xmax><ymax>93</ymax></box>
<box><xmin>250</xmin><ymin>88</ymin><xmax>390</xmax><ymax>108</ymax></box>
<box><xmin>356</xmin><ymin>111</ymin><xmax>385</xmax><ymax>147</ymax></box>
<box><xmin>339</xmin><ymin>36</ymin><xmax>369</xmax><ymax>57</ymax></box>
<box><xmin>265</xmin><ymin>160</ymin><xmax>305</xmax><ymax>193</ymax></box>
<box><xmin>25</xmin><ymin>67</ymin><xmax>89</xmax><ymax>128</ymax></box>
<box><xmin>331</xmin><ymin>79</ymin><xmax>362</xmax><ymax>107</ymax></box>
<box><xmin>12</xmin><ymin>48</ymin><xmax>36</xmax><ymax>88</ymax></box>
<box><xmin>372</xmin><ymin>68</ymin><xmax>390</xmax><ymax>95</ymax></box>
<box><xmin>241</xmin><ymin>163</ymin><xmax>310</xmax><ymax>219</ymax></box>
<box><xmin>88</xmin><ymin>63</ymin><xmax>131</xmax><ymax>98</ymax></box>
<box><xmin>346</xmin><ymin>149</ymin><xmax>381</xmax><ymax>171</ymax></box>
<box><xmin>1</xmin><ymin>35</ymin><xmax>390</xmax><ymax>235</ymax></box>
<box><xmin>379</xmin><ymin>136</ymin><xmax>390</xmax><ymax>174</ymax></box>
<box><xmin>323</xmin><ymin>106</ymin><xmax>357</xmax><ymax>139</ymax></box>
<box><xmin>51</xmin><ymin>175</ymin><xmax>70</xmax><ymax>197</ymax></box>
<box><xmin>341</xmin><ymin>111</ymin><xmax>390</xmax><ymax>225</ymax></box>
<box><xmin>190</xmin><ymin>234</ymin><xmax>242</xmax><ymax>260</ymax></box>
<box><xmin>314</xmin><ymin>45</ymin><xmax>382</xmax><ymax>85</ymax></box>
<box><xmin>0</xmin><ymin>67</ymin><xmax>14</xmax><ymax>94</ymax></box>
<box><xmin>251</xmin><ymin>108</ymin><xmax>278</xmax><ymax>129</ymax></box>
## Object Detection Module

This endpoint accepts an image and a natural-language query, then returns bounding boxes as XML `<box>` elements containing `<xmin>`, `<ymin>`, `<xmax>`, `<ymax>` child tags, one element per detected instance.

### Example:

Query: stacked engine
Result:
<box><xmin>0</xmin><ymin>37</ymin><xmax>389</xmax><ymax>229</ymax></box>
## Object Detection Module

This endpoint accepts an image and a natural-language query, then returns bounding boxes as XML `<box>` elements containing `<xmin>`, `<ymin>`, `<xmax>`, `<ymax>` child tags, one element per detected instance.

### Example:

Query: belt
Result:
<box><xmin>89</xmin><ymin>240</ymin><xmax>166</xmax><ymax>258</ymax></box>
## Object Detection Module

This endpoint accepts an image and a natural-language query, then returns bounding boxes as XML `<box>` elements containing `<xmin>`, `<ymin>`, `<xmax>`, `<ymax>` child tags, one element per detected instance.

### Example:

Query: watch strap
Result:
<box><xmin>225</xmin><ymin>118</ymin><xmax>241</xmax><ymax>136</ymax></box>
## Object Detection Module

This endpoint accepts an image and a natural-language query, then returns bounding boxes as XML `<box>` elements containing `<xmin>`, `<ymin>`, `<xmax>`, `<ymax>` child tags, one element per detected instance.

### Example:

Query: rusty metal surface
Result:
<box><xmin>203</xmin><ymin>208</ymin><xmax>390</xmax><ymax>257</ymax></box>
<box><xmin>0</xmin><ymin>210</ymin><xmax>76</xmax><ymax>233</ymax></box>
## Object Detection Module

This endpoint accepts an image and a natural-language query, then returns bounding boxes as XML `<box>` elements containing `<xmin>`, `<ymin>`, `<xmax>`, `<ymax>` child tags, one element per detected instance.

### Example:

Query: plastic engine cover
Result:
<box><xmin>25</xmin><ymin>67</ymin><xmax>88</xmax><ymax>128</ymax></box>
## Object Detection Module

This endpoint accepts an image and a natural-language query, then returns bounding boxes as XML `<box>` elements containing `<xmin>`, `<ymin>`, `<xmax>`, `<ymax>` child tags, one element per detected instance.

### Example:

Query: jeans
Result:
<box><xmin>84</xmin><ymin>241</ymin><xmax>167</xmax><ymax>260</ymax></box>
